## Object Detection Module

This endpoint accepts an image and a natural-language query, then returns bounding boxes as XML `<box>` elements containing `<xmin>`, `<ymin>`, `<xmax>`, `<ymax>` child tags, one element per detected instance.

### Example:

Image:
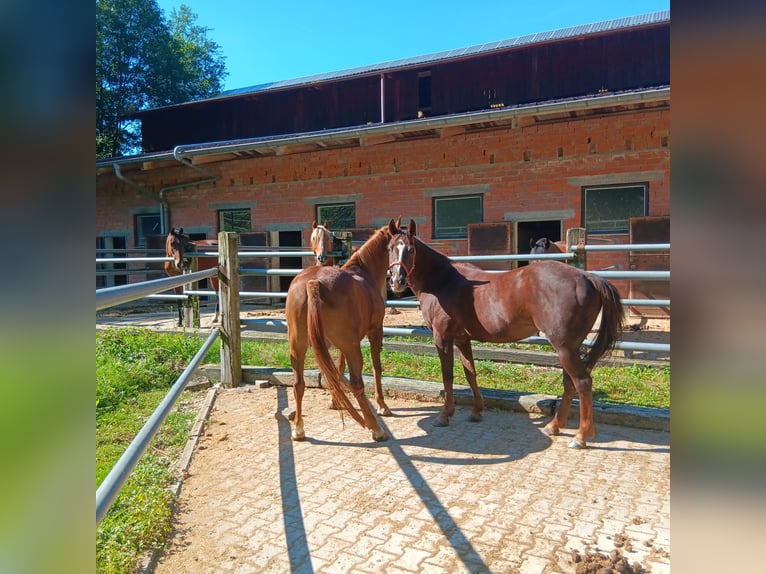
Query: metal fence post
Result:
<box><xmin>219</xmin><ymin>232</ymin><xmax>242</xmax><ymax>388</ymax></box>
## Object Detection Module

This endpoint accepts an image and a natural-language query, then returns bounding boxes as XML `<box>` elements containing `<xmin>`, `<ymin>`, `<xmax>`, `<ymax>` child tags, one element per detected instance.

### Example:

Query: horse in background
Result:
<box><xmin>310</xmin><ymin>220</ymin><xmax>341</xmax><ymax>266</ymax></box>
<box><xmin>285</xmin><ymin>220</ymin><xmax>398</xmax><ymax>442</ymax></box>
<box><xmin>529</xmin><ymin>237</ymin><xmax>567</xmax><ymax>259</ymax></box>
<box><xmin>164</xmin><ymin>228</ymin><xmax>220</xmax><ymax>327</ymax></box>
<box><xmin>388</xmin><ymin>220</ymin><xmax>624</xmax><ymax>449</ymax></box>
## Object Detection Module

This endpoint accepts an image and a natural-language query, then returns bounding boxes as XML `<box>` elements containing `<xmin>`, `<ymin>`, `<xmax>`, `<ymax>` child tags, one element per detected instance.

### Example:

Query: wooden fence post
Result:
<box><xmin>218</xmin><ymin>232</ymin><xmax>241</xmax><ymax>388</ymax></box>
<box><xmin>566</xmin><ymin>227</ymin><xmax>587</xmax><ymax>270</ymax></box>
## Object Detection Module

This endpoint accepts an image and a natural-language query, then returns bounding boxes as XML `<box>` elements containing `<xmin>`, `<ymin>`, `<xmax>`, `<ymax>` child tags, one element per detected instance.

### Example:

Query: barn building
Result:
<box><xmin>96</xmin><ymin>11</ymin><xmax>670</xmax><ymax>309</ymax></box>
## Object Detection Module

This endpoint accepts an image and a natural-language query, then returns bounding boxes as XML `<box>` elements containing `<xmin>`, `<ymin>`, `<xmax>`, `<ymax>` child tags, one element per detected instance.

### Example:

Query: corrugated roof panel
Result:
<box><xmin>165</xmin><ymin>11</ymin><xmax>668</xmax><ymax>108</ymax></box>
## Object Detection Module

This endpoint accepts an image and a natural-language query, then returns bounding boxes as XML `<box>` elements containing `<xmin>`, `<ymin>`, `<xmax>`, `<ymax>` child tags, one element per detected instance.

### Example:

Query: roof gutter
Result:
<box><xmin>100</xmin><ymin>87</ymin><xmax>669</xmax><ymax>168</ymax></box>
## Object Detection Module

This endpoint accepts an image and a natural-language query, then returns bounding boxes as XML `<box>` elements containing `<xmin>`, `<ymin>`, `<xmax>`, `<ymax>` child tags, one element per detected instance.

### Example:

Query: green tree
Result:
<box><xmin>96</xmin><ymin>0</ymin><xmax>227</xmax><ymax>158</ymax></box>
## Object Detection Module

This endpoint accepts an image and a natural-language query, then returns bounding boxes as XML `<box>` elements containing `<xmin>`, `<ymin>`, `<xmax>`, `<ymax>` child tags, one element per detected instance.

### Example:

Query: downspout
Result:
<box><xmin>159</xmin><ymin>146</ymin><xmax>219</xmax><ymax>234</ymax></box>
<box><xmin>113</xmin><ymin>154</ymin><xmax>219</xmax><ymax>235</ymax></box>
<box><xmin>380</xmin><ymin>73</ymin><xmax>385</xmax><ymax>123</ymax></box>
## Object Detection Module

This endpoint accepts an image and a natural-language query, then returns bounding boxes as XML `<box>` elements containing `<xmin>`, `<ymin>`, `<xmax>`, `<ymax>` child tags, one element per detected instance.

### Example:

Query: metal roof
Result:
<box><xmin>209</xmin><ymin>11</ymin><xmax>669</xmax><ymax>102</ymax></box>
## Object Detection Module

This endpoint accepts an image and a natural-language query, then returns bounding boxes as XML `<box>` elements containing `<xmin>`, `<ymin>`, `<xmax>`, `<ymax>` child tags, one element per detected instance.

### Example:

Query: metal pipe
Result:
<box><xmin>591</xmin><ymin>270</ymin><xmax>669</xmax><ymax>280</ymax></box>
<box><xmin>239</xmin><ymin>319</ymin><xmax>670</xmax><ymax>354</ymax></box>
<box><xmin>451</xmin><ymin>253</ymin><xmax>574</xmax><ymax>262</ymax></box>
<box><xmin>380</xmin><ymin>73</ymin><xmax>385</xmax><ymax>123</ymax></box>
<box><xmin>96</xmin><ymin>328</ymin><xmax>220</xmax><ymax>525</ymax></box>
<box><xmin>96</xmin><ymin>268</ymin><xmax>217</xmax><ymax>311</ymax></box>
<box><xmin>96</xmin><ymin>257</ymin><xmax>172</xmax><ymax>263</ymax></box>
<box><xmin>159</xmin><ymin>147</ymin><xmax>220</xmax><ymax>233</ymax></box>
<box><xmin>579</xmin><ymin>243</ymin><xmax>670</xmax><ymax>252</ymax></box>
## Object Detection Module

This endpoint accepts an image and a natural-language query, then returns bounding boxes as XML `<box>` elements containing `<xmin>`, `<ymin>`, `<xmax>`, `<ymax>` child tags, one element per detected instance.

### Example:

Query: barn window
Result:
<box><xmin>583</xmin><ymin>183</ymin><xmax>648</xmax><ymax>234</ymax></box>
<box><xmin>218</xmin><ymin>208</ymin><xmax>251</xmax><ymax>233</ymax></box>
<box><xmin>135</xmin><ymin>213</ymin><xmax>161</xmax><ymax>247</ymax></box>
<box><xmin>316</xmin><ymin>202</ymin><xmax>356</xmax><ymax>230</ymax></box>
<box><xmin>433</xmin><ymin>195</ymin><xmax>483</xmax><ymax>239</ymax></box>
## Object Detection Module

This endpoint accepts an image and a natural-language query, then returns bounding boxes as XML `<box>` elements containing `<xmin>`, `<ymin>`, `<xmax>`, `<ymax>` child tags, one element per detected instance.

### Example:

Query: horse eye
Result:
<box><xmin>408</xmin><ymin>247</ymin><xmax>415</xmax><ymax>254</ymax></box>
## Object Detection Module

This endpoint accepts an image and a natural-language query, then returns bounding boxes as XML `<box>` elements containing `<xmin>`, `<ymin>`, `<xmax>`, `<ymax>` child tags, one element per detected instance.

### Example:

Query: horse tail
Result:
<box><xmin>582</xmin><ymin>275</ymin><xmax>625</xmax><ymax>371</ymax></box>
<box><xmin>306</xmin><ymin>280</ymin><xmax>367</xmax><ymax>429</ymax></box>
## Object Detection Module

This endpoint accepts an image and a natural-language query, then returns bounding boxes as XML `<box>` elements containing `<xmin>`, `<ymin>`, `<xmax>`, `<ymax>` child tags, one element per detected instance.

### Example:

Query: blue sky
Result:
<box><xmin>156</xmin><ymin>0</ymin><xmax>670</xmax><ymax>93</ymax></box>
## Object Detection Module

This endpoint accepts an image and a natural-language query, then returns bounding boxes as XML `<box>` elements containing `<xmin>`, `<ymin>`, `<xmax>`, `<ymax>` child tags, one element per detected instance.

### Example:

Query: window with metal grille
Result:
<box><xmin>218</xmin><ymin>208</ymin><xmax>251</xmax><ymax>233</ymax></box>
<box><xmin>134</xmin><ymin>213</ymin><xmax>161</xmax><ymax>247</ymax></box>
<box><xmin>316</xmin><ymin>203</ymin><xmax>355</xmax><ymax>230</ymax></box>
<box><xmin>433</xmin><ymin>195</ymin><xmax>483</xmax><ymax>239</ymax></box>
<box><xmin>583</xmin><ymin>183</ymin><xmax>648</xmax><ymax>234</ymax></box>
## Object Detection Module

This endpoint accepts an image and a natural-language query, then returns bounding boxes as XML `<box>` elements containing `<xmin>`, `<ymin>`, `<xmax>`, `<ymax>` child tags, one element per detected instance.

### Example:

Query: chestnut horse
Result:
<box><xmin>310</xmin><ymin>220</ymin><xmax>336</xmax><ymax>266</ymax></box>
<box><xmin>387</xmin><ymin>220</ymin><xmax>624</xmax><ymax>449</ymax></box>
<box><xmin>285</xmin><ymin>220</ymin><xmax>398</xmax><ymax>442</ymax></box>
<box><xmin>164</xmin><ymin>228</ymin><xmax>220</xmax><ymax>326</ymax></box>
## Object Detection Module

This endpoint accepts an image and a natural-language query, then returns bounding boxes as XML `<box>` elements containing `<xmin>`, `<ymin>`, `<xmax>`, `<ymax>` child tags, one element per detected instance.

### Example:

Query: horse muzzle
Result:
<box><xmin>387</xmin><ymin>262</ymin><xmax>410</xmax><ymax>293</ymax></box>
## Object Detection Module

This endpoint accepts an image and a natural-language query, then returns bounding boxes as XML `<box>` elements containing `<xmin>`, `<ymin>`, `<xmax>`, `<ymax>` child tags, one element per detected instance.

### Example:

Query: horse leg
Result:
<box><xmin>345</xmin><ymin>349</ymin><xmax>388</xmax><ymax>442</ymax></box>
<box><xmin>289</xmin><ymin>336</ymin><xmax>309</xmax><ymax>441</ymax></box>
<box><xmin>455</xmin><ymin>338</ymin><xmax>484</xmax><ymax>422</ymax></box>
<box><xmin>368</xmin><ymin>329</ymin><xmax>392</xmax><ymax>416</ymax></box>
<box><xmin>434</xmin><ymin>335</ymin><xmax>456</xmax><ymax>427</ymax></box>
<box><xmin>173</xmin><ymin>287</ymin><xmax>183</xmax><ymax>326</ymax></box>
<box><xmin>542</xmin><ymin>370</ymin><xmax>575</xmax><ymax>437</ymax></box>
<box><xmin>548</xmin><ymin>347</ymin><xmax>595</xmax><ymax>449</ymax></box>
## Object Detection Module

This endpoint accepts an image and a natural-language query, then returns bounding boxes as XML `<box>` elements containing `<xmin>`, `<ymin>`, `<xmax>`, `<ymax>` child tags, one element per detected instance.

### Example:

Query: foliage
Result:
<box><xmin>96</xmin><ymin>328</ymin><xmax>213</xmax><ymax>573</ymax></box>
<box><xmin>96</xmin><ymin>0</ymin><xmax>227</xmax><ymax>158</ymax></box>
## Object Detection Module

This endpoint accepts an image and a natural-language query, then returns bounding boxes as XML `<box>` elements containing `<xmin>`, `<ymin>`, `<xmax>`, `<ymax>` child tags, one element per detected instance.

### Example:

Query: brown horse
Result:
<box><xmin>285</xmin><ymin>220</ymin><xmax>398</xmax><ymax>442</ymax></box>
<box><xmin>310</xmin><ymin>220</ymin><xmax>336</xmax><ymax>266</ymax></box>
<box><xmin>387</xmin><ymin>220</ymin><xmax>624</xmax><ymax>449</ymax></box>
<box><xmin>164</xmin><ymin>228</ymin><xmax>220</xmax><ymax>326</ymax></box>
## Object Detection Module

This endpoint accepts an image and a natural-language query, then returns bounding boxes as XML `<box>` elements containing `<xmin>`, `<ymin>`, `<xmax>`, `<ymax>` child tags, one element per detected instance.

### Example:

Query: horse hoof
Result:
<box><xmin>372</xmin><ymin>430</ymin><xmax>389</xmax><ymax>442</ymax></box>
<box><xmin>568</xmin><ymin>438</ymin><xmax>586</xmax><ymax>449</ymax></box>
<box><xmin>291</xmin><ymin>430</ymin><xmax>305</xmax><ymax>441</ymax></box>
<box><xmin>378</xmin><ymin>407</ymin><xmax>393</xmax><ymax>417</ymax></box>
<box><xmin>542</xmin><ymin>425</ymin><xmax>559</xmax><ymax>437</ymax></box>
<box><xmin>468</xmin><ymin>412</ymin><xmax>483</xmax><ymax>423</ymax></box>
<box><xmin>433</xmin><ymin>416</ymin><xmax>450</xmax><ymax>427</ymax></box>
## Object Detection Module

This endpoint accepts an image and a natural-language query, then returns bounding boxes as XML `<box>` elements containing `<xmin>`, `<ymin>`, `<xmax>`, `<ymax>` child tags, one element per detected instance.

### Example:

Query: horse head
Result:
<box><xmin>310</xmin><ymin>220</ymin><xmax>334</xmax><ymax>265</ymax></box>
<box><xmin>166</xmin><ymin>227</ymin><xmax>190</xmax><ymax>272</ymax></box>
<box><xmin>530</xmin><ymin>237</ymin><xmax>552</xmax><ymax>254</ymax></box>
<box><xmin>387</xmin><ymin>218</ymin><xmax>416</xmax><ymax>294</ymax></box>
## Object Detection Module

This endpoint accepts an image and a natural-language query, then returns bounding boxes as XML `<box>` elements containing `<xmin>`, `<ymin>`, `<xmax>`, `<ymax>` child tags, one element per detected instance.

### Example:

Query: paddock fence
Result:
<box><xmin>95</xmin><ymin>230</ymin><xmax>670</xmax><ymax>524</ymax></box>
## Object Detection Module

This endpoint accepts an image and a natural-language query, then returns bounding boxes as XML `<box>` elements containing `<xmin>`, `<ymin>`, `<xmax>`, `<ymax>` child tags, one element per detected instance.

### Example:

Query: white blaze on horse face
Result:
<box><xmin>389</xmin><ymin>239</ymin><xmax>408</xmax><ymax>291</ymax></box>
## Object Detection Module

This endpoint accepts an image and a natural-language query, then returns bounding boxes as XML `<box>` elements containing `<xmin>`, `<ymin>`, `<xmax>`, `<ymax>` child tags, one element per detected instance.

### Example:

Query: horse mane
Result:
<box><xmin>410</xmin><ymin>234</ymin><xmax>470</xmax><ymax>284</ymax></box>
<box><xmin>342</xmin><ymin>226</ymin><xmax>389</xmax><ymax>270</ymax></box>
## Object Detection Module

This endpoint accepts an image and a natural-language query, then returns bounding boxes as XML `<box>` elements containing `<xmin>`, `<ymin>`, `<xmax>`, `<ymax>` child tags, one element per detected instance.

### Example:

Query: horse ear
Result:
<box><xmin>529</xmin><ymin>237</ymin><xmax>536</xmax><ymax>249</ymax></box>
<box><xmin>323</xmin><ymin>220</ymin><xmax>329</xmax><ymax>229</ymax></box>
<box><xmin>389</xmin><ymin>218</ymin><xmax>398</xmax><ymax>235</ymax></box>
<box><xmin>408</xmin><ymin>219</ymin><xmax>417</xmax><ymax>236</ymax></box>
<box><xmin>312</xmin><ymin>220</ymin><xmax>317</xmax><ymax>229</ymax></box>
<box><xmin>544</xmin><ymin>238</ymin><xmax>551</xmax><ymax>248</ymax></box>
<box><xmin>178</xmin><ymin>228</ymin><xmax>183</xmax><ymax>235</ymax></box>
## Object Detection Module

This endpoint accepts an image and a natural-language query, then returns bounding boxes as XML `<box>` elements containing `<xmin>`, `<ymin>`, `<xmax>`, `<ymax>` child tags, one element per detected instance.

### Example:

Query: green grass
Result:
<box><xmin>241</xmin><ymin>339</ymin><xmax>669</xmax><ymax>409</ymax></box>
<box><xmin>96</xmin><ymin>328</ymin><xmax>216</xmax><ymax>574</ymax></box>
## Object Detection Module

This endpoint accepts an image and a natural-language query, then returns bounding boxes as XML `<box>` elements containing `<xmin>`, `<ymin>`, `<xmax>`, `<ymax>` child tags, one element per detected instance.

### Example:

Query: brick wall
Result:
<box><xmin>97</xmin><ymin>108</ymin><xmax>669</xmax><ymax>281</ymax></box>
